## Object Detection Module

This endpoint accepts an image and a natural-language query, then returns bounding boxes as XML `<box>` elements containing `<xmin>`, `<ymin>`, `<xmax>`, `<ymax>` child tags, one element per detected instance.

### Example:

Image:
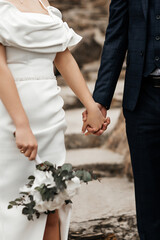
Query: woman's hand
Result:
<box><xmin>14</xmin><ymin>126</ymin><xmax>38</xmax><ymax>161</ymax></box>
<box><xmin>82</xmin><ymin>103</ymin><xmax>110</xmax><ymax>136</ymax></box>
<box><xmin>82</xmin><ymin>103</ymin><xmax>107</xmax><ymax>134</ymax></box>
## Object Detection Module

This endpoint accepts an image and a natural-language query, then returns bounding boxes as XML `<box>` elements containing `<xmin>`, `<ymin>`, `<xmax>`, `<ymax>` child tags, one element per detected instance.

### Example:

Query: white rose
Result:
<box><xmin>32</xmin><ymin>170</ymin><xmax>55</xmax><ymax>189</ymax></box>
<box><xmin>64</xmin><ymin>177</ymin><xmax>81</xmax><ymax>199</ymax></box>
<box><xmin>34</xmin><ymin>192</ymin><xmax>66</xmax><ymax>213</ymax></box>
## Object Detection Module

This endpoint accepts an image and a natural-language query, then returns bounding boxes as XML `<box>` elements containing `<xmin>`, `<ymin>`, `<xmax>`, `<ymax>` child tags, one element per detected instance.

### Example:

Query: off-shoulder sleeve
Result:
<box><xmin>0</xmin><ymin>1</ymin><xmax>82</xmax><ymax>53</ymax></box>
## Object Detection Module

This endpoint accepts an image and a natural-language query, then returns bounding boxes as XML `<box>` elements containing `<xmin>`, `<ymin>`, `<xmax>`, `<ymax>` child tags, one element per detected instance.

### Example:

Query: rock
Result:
<box><xmin>69</xmin><ymin>177</ymin><xmax>137</xmax><ymax>239</ymax></box>
<box><xmin>71</xmin><ymin>177</ymin><xmax>135</xmax><ymax>223</ymax></box>
<box><xmin>69</xmin><ymin>215</ymin><xmax>139</xmax><ymax>240</ymax></box>
<box><xmin>59</xmin><ymin>76</ymin><xmax>124</xmax><ymax>110</ymax></box>
<box><xmin>105</xmin><ymin>111</ymin><xmax>133</xmax><ymax>180</ymax></box>
<box><xmin>72</xmin><ymin>30</ymin><xmax>102</xmax><ymax>67</ymax></box>
<box><xmin>66</xmin><ymin>148</ymin><xmax>124</xmax><ymax>177</ymax></box>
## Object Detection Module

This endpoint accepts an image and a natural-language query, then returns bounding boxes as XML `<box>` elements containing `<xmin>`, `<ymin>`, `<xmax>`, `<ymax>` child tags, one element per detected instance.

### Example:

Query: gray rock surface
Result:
<box><xmin>66</xmin><ymin>148</ymin><xmax>124</xmax><ymax>177</ymax></box>
<box><xmin>60</xmin><ymin>80</ymin><xmax>124</xmax><ymax>110</ymax></box>
<box><xmin>71</xmin><ymin>177</ymin><xmax>135</xmax><ymax>222</ymax></box>
<box><xmin>69</xmin><ymin>178</ymin><xmax>138</xmax><ymax>239</ymax></box>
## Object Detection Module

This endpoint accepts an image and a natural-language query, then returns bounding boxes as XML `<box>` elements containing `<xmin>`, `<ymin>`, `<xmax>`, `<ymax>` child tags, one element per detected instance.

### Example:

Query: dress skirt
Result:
<box><xmin>0</xmin><ymin>76</ymin><xmax>72</xmax><ymax>240</ymax></box>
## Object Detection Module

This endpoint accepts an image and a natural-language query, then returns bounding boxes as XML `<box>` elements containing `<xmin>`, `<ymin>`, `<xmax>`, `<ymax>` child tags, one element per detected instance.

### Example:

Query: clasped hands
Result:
<box><xmin>82</xmin><ymin>103</ymin><xmax>110</xmax><ymax>136</ymax></box>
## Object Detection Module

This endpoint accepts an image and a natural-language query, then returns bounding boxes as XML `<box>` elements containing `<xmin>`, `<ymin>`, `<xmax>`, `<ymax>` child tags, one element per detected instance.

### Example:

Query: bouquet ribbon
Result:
<box><xmin>35</xmin><ymin>154</ymin><xmax>43</xmax><ymax>165</ymax></box>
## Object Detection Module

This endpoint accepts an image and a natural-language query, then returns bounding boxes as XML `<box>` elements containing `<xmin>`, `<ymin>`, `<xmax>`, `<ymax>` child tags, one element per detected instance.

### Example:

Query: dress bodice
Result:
<box><xmin>0</xmin><ymin>0</ymin><xmax>82</xmax><ymax>80</ymax></box>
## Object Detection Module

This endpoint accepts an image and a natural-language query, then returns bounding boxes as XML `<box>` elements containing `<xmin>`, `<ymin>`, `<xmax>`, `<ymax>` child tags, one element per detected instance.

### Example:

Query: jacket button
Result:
<box><xmin>140</xmin><ymin>51</ymin><xmax>144</xmax><ymax>56</ymax></box>
<box><xmin>156</xmin><ymin>15</ymin><xmax>160</xmax><ymax>20</ymax></box>
<box><xmin>155</xmin><ymin>56</ymin><xmax>160</xmax><ymax>61</ymax></box>
<box><xmin>155</xmin><ymin>36</ymin><xmax>160</xmax><ymax>41</ymax></box>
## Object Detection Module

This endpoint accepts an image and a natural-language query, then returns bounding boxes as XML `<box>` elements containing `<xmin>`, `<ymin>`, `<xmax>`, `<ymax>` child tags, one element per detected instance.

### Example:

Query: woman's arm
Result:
<box><xmin>0</xmin><ymin>44</ymin><xmax>38</xmax><ymax>160</ymax></box>
<box><xmin>54</xmin><ymin>49</ymin><xmax>106</xmax><ymax>132</ymax></box>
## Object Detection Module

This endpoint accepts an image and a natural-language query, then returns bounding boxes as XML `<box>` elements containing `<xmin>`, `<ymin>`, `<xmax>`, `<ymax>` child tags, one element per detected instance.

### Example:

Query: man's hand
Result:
<box><xmin>82</xmin><ymin>103</ymin><xmax>110</xmax><ymax>136</ymax></box>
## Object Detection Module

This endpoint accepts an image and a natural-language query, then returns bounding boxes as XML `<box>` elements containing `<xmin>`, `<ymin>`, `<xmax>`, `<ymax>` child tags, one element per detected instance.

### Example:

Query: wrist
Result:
<box><xmin>86</xmin><ymin>102</ymin><xmax>97</xmax><ymax>112</ymax></box>
<box><xmin>15</xmin><ymin>117</ymin><xmax>30</xmax><ymax>129</ymax></box>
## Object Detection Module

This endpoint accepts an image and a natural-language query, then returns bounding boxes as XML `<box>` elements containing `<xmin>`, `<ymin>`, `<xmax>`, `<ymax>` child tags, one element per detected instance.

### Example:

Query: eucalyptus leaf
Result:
<box><xmin>22</xmin><ymin>207</ymin><xmax>30</xmax><ymax>215</ymax></box>
<box><xmin>8</xmin><ymin>205</ymin><xmax>13</xmax><ymax>209</ymax></box>
<box><xmin>43</xmin><ymin>161</ymin><xmax>53</xmax><ymax>167</ymax></box>
<box><xmin>28</xmin><ymin>175</ymin><xmax>35</xmax><ymax>180</ymax></box>
<box><xmin>61</xmin><ymin>164</ymin><xmax>72</xmax><ymax>172</ymax></box>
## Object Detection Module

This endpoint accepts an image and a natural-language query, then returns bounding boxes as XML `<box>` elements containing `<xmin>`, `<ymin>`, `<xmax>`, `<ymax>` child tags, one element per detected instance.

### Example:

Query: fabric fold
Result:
<box><xmin>0</xmin><ymin>0</ymin><xmax>82</xmax><ymax>53</ymax></box>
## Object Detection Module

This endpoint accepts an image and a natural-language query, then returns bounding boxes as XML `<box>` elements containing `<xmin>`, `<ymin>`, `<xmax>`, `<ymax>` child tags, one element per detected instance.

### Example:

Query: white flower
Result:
<box><xmin>33</xmin><ymin>176</ymin><xmax>81</xmax><ymax>213</ymax></box>
<box><xmin>19</xmin><ymin>171</ymin><xmax>81</xmax><ymax>213</ymax></box>
<box><xmin>64</xmin><ymin>177</ymin><xmax>81</xmax><ymax>198</ymax></box>
<box><xmin>33</xmin><ymin>170</ymin><xmax>55</xmax><ymax>189</ymax></box>
<box><xmin>20</xmin><ymin>170</ymin><xmax>55</xmax><ymax>193</ymax></box>
<box><xmin>34</xmin><ymin>192</ymin><xmax>66</xmax><ymax>213</ymax></box>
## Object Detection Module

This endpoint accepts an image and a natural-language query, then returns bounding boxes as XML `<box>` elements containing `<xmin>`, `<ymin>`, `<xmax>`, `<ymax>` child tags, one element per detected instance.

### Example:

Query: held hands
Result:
<box><xmin>82</xmin><ymin>103</ymin><xmax>110</xmax><ymax>136</ymax></box>
<box><xmin>13</xmin><ymin>125</ymin><xmax>38</xmax><ymax>161</ymax></box>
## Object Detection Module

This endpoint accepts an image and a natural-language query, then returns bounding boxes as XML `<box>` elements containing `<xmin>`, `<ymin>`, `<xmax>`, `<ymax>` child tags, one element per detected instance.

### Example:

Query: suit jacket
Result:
<box><xmin>93</xmin><ymin>0</ymin><xmax>149</xmax><ymax>111</ymax></box>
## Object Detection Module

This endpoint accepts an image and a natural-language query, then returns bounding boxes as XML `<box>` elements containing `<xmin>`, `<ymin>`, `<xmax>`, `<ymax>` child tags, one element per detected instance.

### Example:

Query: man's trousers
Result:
<box><xmin>123</xmin><ymin>80</ymin><xmax>160</xmax><ymax>240</ymax></box>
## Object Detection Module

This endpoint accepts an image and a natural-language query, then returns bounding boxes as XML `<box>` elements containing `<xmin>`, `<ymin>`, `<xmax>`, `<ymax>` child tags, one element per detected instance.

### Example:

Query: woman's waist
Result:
<box><xmin>7</xmin><ymin>61</ymin><xmax>56</xmax><ymax>81</ymax></box>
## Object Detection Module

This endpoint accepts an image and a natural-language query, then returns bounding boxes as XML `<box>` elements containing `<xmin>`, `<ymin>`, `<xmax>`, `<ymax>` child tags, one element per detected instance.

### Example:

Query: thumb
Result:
<box><xmin>82</xmin><ymin>110</ymin><xmax>87</xmax><ymax>122</ymax></box>
<box><xmin>82</xmin><ymin>121</ymin><xmax>88</xmax><ymax>133</ymax></box>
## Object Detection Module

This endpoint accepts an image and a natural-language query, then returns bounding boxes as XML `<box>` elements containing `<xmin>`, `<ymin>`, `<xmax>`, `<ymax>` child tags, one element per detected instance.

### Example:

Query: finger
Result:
<box><xmin>106</xmin><ymin>117</ymin><xmax>111</xmax><ymax>124</ymax></box>
<box><xmin>101</xmin><ymin>122</ymin><xmax>109</xmax><ymax>130</ymax></box>
<box><xmin>94</xmin><ymin>129</ymin><xmax>104</xmax><ymax>136</ymax></box>
<box><xmin>24</xmin><ymin>148</ymin><xmax>33</xmax><ymax>158</ymax></box>
<box><xmin>85</xmin><ymin>131</ymin><xmax>93</xmax><ymax>136</ymax></box>
<box><xmin>20</xmin><ymin>147</ymin><xmax>28</xmax><ymax>154</ymax></box>
<box><xmin>29</xmin><ymin>148</ymin><xmax>37</xmax><ymax>161</ymax></box>
<box><xmin>17</xmin><ymin>144</ymin><xmax>23</xmax><ymax>149</ymax></box>
<box><xmin>82</xmin><ymin>111</ymin><xmax>87</xmax><ymax>122</ymax></box>
<box><xmin>86</xmin><ymin>126</ymin><xmax>97</xmax><ymax>133</ymax></box>
<box><xmin>82</xmin><ymin>122</ymin><xmax>88</xmax><ymax>133</ymax></box>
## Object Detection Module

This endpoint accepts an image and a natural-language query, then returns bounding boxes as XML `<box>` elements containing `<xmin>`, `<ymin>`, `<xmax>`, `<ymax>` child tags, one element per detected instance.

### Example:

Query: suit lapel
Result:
<box><xmin>142</xmin><ymin>0</ymin><xmax>149</xmax><ymax>20</ymax></box>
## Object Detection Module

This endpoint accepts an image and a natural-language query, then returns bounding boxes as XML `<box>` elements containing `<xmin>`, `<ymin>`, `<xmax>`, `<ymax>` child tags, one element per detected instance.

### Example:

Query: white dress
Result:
<box><xmin>0</xmin><ymin>0</ymin><xmax>82</xmax><ymax>239</ymax></box>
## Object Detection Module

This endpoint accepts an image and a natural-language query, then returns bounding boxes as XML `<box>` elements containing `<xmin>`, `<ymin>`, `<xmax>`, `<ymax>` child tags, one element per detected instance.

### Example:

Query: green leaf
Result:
<box><xmin>75</xmin><ymin>170</ymin><xmax>83</xmax><ymax>179</ymax></box>
<box><xmin>9</xmin><ymin>201</ymin><xmax>17</xmax><ymax>205</ymax></box>
<box><xmin>61</xmin><ymin>164</ymin><xmax>72</xmax><ymax>172</ymax></box>
<box><xmin>34</xmin><ymin>187</ymin><xmax>41</xmax><ymax>192</ymax></box>
<box><xmin>22</xmin><ymin>207</ymin><xmax>30</xmax><ymax>215</ymax></box>
<box><xmin>83</xmin><ymin>171</ymin><xmax>92</xmax><ymax>182</ymax></box>
<box><xmin>43</xmin><ymin>161</ymin><xmax>53</xmax><ymax>167</ymax></box>
<box><xmin>14</xmin><ymin>198</ymin><xmax>22</xmax><ymax>202</ymax></box>
<box><xmin>65</xmin><ymin>200</ymin><xmax>72</xmax><ymax>204</ymax></box>
<box><xmin>8</xmin><ymin>205</ymin><xmax>13</xmax><ymax>209</ymax></box>
<box><xmin>28</xmin><ymin>214</ymin><xmax>33</xmax><ymax>221</ymax></box>
<box><xmin>28</xmin><ymin>175</ymin><xmax>35</xmax><ymax>180</ymax></box>
<box><xmin>20</xmin><ymin>192</ymin><xmax>28</xmax><ymax>195</ymax></box>
<box><xmin>61</xmin><ymin>170</ymin><xmax>69</xmax><ymax>178</ymax></box>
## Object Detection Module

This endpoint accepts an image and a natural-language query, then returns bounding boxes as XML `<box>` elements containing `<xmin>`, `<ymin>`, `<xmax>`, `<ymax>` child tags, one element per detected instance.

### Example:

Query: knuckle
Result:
<box><xmin>34</xmin><ymin>144</ymin><xmax>38</xmax><ymax>149</ymax></box>
<box><xmin>17</xmin><ymin>143</ymin><xmax>22</xmax><ymax>149</ymax></box>
<box><xmin>28</xmin><ymin>144</ymin><xmax>34</xmax><ymax>149</ymax></box>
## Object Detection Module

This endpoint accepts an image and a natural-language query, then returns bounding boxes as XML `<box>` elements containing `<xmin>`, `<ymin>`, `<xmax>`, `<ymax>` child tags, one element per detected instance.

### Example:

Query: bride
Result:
<box><xmin>0</xmin><ymin>0</ymin><xmax>110</xmax><ymax>239</ymax></box>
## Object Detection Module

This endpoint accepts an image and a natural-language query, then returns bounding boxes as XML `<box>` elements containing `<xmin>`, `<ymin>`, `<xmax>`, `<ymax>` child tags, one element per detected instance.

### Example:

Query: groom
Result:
<box><xmin>83</xmin><ymin>0</ymin><xmax>160</xmax><ymax>239</ymax></box>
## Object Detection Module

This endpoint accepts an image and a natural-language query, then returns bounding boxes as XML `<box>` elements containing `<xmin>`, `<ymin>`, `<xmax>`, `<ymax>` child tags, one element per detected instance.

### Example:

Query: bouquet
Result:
<box><xmin>8</xmin><ymin>155</ymin><xmax>97</xmax><ymax>221</ymax></box>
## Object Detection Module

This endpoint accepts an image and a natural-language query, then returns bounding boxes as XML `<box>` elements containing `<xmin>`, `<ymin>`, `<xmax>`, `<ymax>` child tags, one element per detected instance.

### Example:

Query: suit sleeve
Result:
<box><xmin>93</xmin><ymin>0</ymin><xmax>128</xmax><ymax>109</ymax></box>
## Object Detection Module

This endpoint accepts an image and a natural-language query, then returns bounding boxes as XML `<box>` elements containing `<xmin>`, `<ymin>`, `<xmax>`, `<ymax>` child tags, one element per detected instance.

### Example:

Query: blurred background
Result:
<box><xmin>50</xmin><ymin>1</ymin><xmax>138</xmax><ymax>239</ymax></box>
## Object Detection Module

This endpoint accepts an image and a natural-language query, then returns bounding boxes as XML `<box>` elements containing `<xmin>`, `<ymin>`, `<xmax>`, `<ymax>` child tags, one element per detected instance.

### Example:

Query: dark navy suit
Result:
<box><xmin>93</xmin><ymin>0</ymin><xmax>160</xmax><ymax>239</ymax></box>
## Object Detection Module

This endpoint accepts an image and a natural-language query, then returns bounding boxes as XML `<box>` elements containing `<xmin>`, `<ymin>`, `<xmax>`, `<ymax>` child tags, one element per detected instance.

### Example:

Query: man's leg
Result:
<box><xmin>123</xmin><ymin>81</ymin><xmax>160</xmax><ymax>240</ymax></box>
